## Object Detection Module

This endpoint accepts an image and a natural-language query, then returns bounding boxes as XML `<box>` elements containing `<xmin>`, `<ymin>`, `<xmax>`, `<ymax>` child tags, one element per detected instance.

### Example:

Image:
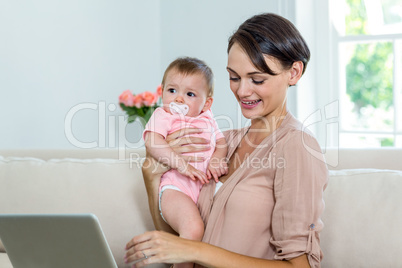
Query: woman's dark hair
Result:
<box><xmin>228</xmin><ymin>13</ymin><xmax>310</xmax><ymax>76</ymax></box>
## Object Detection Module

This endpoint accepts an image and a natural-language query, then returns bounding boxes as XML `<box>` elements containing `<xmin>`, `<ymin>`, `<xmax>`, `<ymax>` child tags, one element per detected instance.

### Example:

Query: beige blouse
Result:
<box><xmin>197</xmin><ymin>112</ymin><xmax>328</xmax><ymax>267</ymax></box>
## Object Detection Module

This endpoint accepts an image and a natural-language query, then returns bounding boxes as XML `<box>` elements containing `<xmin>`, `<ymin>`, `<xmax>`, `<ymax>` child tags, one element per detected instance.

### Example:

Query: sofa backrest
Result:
<box><xmin>325</xmin><ymin>148</ymin><xmax>402</xmax><ymax>171</ymax></box>
<box><xmin>1</xmin><ymin>148</ymin><xmax>401</xmax><ymax>171</ymax></box>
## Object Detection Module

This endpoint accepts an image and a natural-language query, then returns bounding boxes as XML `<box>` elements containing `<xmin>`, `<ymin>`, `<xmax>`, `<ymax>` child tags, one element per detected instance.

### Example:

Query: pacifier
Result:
<box><xmin>169</xmin><ymin>102</ymin><xmax>189</xmax><ymax>116</ymax></box>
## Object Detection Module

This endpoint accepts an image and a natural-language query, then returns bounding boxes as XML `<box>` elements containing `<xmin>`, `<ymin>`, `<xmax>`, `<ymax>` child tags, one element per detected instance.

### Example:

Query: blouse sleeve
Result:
<box><xmin>270</xmin><ymin>130</ymin><xmax>328</xmax><ymax>267</ymax></box>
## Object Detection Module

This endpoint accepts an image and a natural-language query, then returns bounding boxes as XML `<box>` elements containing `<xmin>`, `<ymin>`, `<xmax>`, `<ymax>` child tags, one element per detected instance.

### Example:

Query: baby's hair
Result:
<box><xmin>161</xmin><ymin>57</ymin><xmax>214</xmax><ymax>97</ymax></box>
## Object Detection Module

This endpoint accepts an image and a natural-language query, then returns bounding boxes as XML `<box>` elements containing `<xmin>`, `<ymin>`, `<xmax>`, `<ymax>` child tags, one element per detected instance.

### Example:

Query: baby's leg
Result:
<box><xmin>161</xmin><ymin>189</ymin><xmax>204</xmax><ymax>268</ymax></box>
<box><xmin>161</xmin><ymin>189</ymin><xmax>204</xmax><ymax>241</ymax></box>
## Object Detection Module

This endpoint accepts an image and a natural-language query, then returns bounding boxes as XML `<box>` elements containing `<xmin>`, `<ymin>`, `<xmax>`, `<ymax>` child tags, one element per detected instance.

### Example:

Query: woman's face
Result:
<box><xmin>227</xmin><ymin>43</ymin><xmax>293</xmax><ymax>122</ymax></box>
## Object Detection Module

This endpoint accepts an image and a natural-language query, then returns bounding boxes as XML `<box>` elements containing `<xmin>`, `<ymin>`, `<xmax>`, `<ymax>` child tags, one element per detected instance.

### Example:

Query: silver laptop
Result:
<box><xmin>0</xmin><ymin>214</ymin><xmax>118</xmax><ymax>268</ymax></box>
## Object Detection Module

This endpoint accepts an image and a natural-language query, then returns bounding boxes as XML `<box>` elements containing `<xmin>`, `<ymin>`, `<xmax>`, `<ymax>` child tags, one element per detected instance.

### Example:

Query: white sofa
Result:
<box><xmin>1</xmin><ymin>148</ymin><xmax>401</xmax><ymax>268</ymax></box>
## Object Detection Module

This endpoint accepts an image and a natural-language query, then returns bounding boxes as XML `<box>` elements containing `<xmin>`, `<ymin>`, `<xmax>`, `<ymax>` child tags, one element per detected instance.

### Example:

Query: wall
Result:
<box><xmin>0</xmin><ymin>0</ymin><xmax>308</xmax><ymax>149</ymax></box>
<box><xmin>0</xmin><ymin>0</ymin><xmax>161</xmax><ymax>149</ymax></box>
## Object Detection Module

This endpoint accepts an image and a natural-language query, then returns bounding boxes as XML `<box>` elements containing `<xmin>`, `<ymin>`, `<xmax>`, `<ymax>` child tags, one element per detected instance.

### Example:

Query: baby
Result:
<box><xmin>143</xmin><ymin>57</ymin><xmax>228</xmax><ymax>268</ymax></box>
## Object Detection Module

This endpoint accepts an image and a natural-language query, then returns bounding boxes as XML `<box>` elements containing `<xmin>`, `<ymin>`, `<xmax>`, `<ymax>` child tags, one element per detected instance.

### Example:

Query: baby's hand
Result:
<box><xmin>177</xmin><ymin>161</ymin><xmax>208</xmax><ymax>184</ymax></box>
<box><xmin>207</xmin><ymin>157</ymin><xmax>228</xmax><ymax>183</ymax></box>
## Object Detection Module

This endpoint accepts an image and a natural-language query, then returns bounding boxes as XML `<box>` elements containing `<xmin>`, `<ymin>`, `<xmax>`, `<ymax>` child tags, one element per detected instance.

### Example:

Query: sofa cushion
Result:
<box><xmin>0</xmin><ymin>156</ymin><xmax>155</xmax><ymax>267</ymax></box>
<box><xmin>0</xmin><ymin>253</ymin><xmax>12</xmax><ymax>268</ymax></box>
<box><xmin>321</xmin><ymin>169</ymin><xmax>402</xmax><ymax>267</ymax></box>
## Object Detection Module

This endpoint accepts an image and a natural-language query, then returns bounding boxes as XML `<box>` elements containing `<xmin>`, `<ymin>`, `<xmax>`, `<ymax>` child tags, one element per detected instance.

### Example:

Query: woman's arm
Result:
<box><xmin>125</xmin><ymin>231</ymin><xmax>310</xmax><ymax>268</ymax></box>
<box><xmin>193</xmin><ymin>240</ymin><xmax>310</xmax><ymax>268</ymax></box>
<box><xmin>141</xmin><ymin>155</ymin><xmax>176</xmax><ymax>234</ymax></box>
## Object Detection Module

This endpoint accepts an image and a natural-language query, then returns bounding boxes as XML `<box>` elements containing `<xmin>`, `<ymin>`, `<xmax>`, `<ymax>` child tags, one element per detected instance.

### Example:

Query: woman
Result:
<box><xmin>125</xmin><ymin>13</ymin><xmax>328</xmax><ymax>268</ymax></box>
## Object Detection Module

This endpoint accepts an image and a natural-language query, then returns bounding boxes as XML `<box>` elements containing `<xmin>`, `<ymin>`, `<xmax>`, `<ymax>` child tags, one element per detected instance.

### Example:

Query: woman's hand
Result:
<box><xmin>143</xmin><ymin>127</ymin><xmax>210</xmax><ymax>177</ymax></box>
<box><xmin>125</xmin><ymin>231</ymin><xmax>312</xmax><ymax>268</ymax></box>
<box><xmin>125</xmin><ymin>231</ymin><xmax>196</xmax><ymax>267</ymax></box>
<box><xmin>165</xmin><ymin>127</ymin><xmax>211</xmax><ymax>162</ymax></box>
<box><xmin>142</xmin><ymin>127</ymin><xmax>211</xmax><ymax>186</ymax></box>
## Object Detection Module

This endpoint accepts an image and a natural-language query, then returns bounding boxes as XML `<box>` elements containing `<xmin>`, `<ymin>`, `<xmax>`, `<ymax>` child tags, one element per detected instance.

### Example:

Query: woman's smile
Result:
<box><xmin>240</xmin><ymin>99</ymin><xmax>262</xmax><ymax>109</ymax></box>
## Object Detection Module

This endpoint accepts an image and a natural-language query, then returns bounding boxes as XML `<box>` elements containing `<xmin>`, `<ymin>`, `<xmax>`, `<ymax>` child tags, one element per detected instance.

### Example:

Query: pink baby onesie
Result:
<box><xmin>143</xmin><ymin>107</ymin><xmax>224</xmax><ymax>203</ymax></box>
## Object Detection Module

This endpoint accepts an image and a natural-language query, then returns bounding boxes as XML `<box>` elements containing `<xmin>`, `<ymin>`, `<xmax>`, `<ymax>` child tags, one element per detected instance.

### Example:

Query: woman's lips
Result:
<box><xmin>240</xmin><ymin>99</ymin><xmax>261</xmax><ymax>109</ymax></box>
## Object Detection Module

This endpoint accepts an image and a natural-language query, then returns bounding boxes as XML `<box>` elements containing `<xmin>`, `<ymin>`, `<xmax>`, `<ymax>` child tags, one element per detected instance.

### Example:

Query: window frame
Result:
<box><xmin>313</xmin><ymin>0</ymin><xmax>402</xmax><ymax>148</ymax></box>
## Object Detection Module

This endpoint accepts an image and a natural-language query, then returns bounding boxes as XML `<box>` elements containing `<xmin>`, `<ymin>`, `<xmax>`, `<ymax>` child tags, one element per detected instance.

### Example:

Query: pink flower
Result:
<box><xmin>141</xmin><ymin>91</ymin><xmax>158</xmax><ymax>106</ymax></box>
<box><xmin>119</xmin><ymin>90</ymin><xmax>135</xmax><ymax>107</ymax></box>
<box><xmin>156</xmin><ymin>84</ymin><xmax>163</xmax><ymax>97</ymax></box>
<box><xmin>133</xmin><ymin>94</ymin><xmax>144</xmax><ymax>109</ymax></box>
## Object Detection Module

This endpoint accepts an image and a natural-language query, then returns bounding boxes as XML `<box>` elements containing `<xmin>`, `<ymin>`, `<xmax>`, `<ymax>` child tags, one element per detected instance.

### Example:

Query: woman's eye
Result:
<box><xmin>229</xmin><ymin>77</ymin><xmax>240</xmax><ymax>82</ymax></box>
<box><xmin>252</xmin><ymin>79</ymin><xmax>265</xmax><ymax>85</ymax></box>
<box><xmin>187</xmin><ymin>92</ymin><xmax>195</xmax><ymax>97</ymax></box>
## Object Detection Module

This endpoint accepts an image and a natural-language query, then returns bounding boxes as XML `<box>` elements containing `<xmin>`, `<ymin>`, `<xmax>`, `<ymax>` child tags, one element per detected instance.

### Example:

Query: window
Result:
<box><xmin>331</xmin><ymin>0</ymin><xmax>402</xmax><ymax>147</ymax></box>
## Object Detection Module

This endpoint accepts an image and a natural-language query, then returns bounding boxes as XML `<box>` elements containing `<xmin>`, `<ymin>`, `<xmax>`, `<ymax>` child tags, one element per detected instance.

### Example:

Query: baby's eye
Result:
<box><xmin>187</xmin><ymin>92</ymin><xmax>196</xmax><ymax>97</ymax></box>
<box><xmin>168</xmin><ymin>88</ymin><xmax>176</xmax><ymax>93</ymax></box>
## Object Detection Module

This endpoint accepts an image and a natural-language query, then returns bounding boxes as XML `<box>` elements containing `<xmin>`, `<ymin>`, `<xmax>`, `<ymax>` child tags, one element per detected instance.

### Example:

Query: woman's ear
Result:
<box><xmin>202</xmin><ymin>97</ymin><xmax>213</xmax><ymax>112</ymax></box>
<box><xmin>289</xmin><ymin>61</ymin><xmax>304</xmax><ymax>86</ymax></box>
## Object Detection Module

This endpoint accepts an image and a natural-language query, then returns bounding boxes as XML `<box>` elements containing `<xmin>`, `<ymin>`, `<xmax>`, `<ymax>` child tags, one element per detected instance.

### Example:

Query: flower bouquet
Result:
<box><xmin>118</xmin><ymin>85</ymin><xmax>162</xmax><ymax>127</ymax></box>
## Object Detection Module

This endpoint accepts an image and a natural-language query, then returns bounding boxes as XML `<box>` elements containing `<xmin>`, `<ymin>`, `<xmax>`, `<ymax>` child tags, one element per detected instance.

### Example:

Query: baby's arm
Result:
<box><xmin>144</xmin><ymin>131</ymin><xmax>208</xmax><ymax>184</ymax></box>
<box><xmin>207</xmin><ymin>137</ymin><xmax>228</xmax><ymax>182</ymax></box>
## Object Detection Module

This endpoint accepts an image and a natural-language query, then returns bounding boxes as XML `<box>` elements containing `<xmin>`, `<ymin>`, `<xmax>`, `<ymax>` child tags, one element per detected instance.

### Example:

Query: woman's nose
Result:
<box><xmin>237</xmin><ymin>80</ymin><xmax>251</xmax><ymax>97</ymax></box>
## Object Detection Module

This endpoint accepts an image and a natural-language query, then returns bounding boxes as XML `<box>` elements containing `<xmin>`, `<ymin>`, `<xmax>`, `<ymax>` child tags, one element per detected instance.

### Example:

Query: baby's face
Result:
<box><xmin>162</xmin><ymin>69</ymin><xmax>211</xmax><ymax>117</ymax></box>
